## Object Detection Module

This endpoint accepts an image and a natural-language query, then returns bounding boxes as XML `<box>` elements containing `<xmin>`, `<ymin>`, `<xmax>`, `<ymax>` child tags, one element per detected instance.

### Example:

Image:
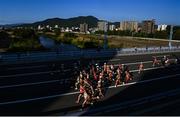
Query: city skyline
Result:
<box><xmin>0</xmin><ymin>0</ymin><xmax>180</xmax><ymax>25</ymax></box>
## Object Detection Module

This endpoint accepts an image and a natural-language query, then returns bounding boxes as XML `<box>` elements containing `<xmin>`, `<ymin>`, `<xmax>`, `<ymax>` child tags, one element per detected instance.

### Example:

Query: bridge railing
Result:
<box><xmin>0</xmin><ymin>46</ymin><xmax>180</xmax><ymax>64</ymax></box>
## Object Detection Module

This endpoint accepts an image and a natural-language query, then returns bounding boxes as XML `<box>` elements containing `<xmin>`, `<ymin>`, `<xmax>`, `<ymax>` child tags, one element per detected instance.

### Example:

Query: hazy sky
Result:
<box><xmin>0</xmin><ymin>0</ymin><xmax>180</xmax><ymax>25</ymax></box>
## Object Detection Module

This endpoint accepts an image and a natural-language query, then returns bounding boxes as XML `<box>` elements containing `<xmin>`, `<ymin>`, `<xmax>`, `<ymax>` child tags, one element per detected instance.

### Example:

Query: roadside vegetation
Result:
<box><xmin>0</xmin><ymin>26</ymin><xmax>180</xmax><ymax>52</ymax></box>
<box><xmin>42</xmin><ymin>31</ymin><xmax>103</xmax><ymax>49</ymax></box>
<box><xmin>42</xmin><ymin>31</ymin><xmax>180</xmax><ymax>49</ymax></box>
<box><xmin>0</xmin><ymin>29</ymin><xmax>45</xmax><ymax>52</ymax></box>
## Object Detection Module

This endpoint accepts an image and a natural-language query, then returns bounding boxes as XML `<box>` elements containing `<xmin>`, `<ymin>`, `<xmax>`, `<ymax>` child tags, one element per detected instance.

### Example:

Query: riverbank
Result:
<box><xmin>0</xmin><ymin>29</ymin><xmax>47</xmax><ymax>52</ymax></box>
<box><xmin>43</xmin><ymin>32</ymin><xmax>180</xmax><ymax>49</ymax></box>
<box><xmin>1</xmin><ymin>29</ymin><xmax>180</xmax><ymax>52</ymax></box>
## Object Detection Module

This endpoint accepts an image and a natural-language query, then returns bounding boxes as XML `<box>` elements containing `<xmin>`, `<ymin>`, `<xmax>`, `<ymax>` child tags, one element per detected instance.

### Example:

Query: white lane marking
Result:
<box><xmin>0</xmin><ymin>73</ymin><xmax>179</xmax><ymax>105</ymax></box>
<box><xmin>0</xmin><ymin>80</ymin><xmax>59</xmax><ymax>89</ymax></box>
<box><xmin>131</xmin><ymin>66</ymin><xmax>162</xmax><ymax>72</ymax></box>
<box><xmin>1</xmin><ymin>57</ymin><xmax>177</xmax><ymax>78</ymax></box>
<box><xmin>112</xmin><ymin>59</ymin><xmax>176</xmax><ymax>66</ymax></box>
<box><xmin>111</xmin><ymin>60</ymin><xmax>152</xmax><ymax>66</ymax></box>
<box><xmin>154</xmin><ymin>55</ymin><xmax>170</xmax><ymax>58</ymax></box>
<box><xmin>7</xmin><ymin>65</ymin><xmax>47</xmax><ymax>70</ymax></box>
<box><xmin>0</xmin><ymin>61</ymin><xmax>153</xmax><ymax>78</ymax></box>
<box><xmin>0</xmin><ymin>69</ymin><xmax>72</xmax><ymax>78</ymax></box>
<box><xmin>101</xmin><ymin>58</ymin><xmax>153</xmax><ymax>64</ymax></box>
<box><xmin>0</xmin><ymin>67</ymin><xmax>162</xmax><ymax>89</ymax></box>
<box><xmin>0</xmin><ymin>91</ymin><xmax>79</xmax><ymax>105</ymax></box>
<box><xmin>110</xmin><ymin>73</ymin><xmax>180</xmax><ymax>89</ymax></box>
<box><xmin>109</xmin><ymin>58</ymin><xmax>122</xmax><ymax>62</ymax></box>
<box><xmin>0</xmin><ymin>70</ymin><xmax>58</xmax><ymax>78</ymax></box>
<box><xmin>124</xmin><ymin>61</ymin><xmax>152</xmax><ymax>65</ymax></box>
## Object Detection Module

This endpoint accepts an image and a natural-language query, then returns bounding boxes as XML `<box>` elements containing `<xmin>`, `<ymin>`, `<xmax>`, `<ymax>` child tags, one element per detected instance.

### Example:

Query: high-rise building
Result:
<box><xmin>141</xmin><ymin>20</ymin><xmax>155</xmax><ymax>34</ymax></box>
<box><xmin>120</xmin><ymin>21</ymin><xmax>138</xmax><ymax>32</ymax></box>
<box><xmin>97</xmin><ymin>21</ymin><xmax>108</xmax><ymax>32</ymax></box>
<box><xmin>80</xmin><ymin>23</ymin><xmax>88</xmax><ymax>33</ymax></box>
<box><xmin>157</xmin><ymin>24</ymin><xmax>167</xmax><ymax>31</ymax></box>
<box><xmin>109</xmin><ymin>24</ymin><xmax>116</xmax><ymax>31</ymax></box>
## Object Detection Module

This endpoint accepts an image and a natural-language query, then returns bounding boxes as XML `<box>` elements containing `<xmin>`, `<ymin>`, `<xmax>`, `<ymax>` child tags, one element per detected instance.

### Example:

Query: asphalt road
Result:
<box><xmin>0</xmin><ymin>51</ymin><xmax>180</xmax><ymax>115</ymax></box>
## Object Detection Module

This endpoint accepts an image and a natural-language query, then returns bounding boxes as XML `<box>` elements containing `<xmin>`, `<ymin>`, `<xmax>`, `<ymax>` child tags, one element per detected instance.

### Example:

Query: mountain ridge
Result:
<box><xmin>19</xmin><ymin>16</ymin><xmax>100</xmax><ymax>28</ymax></box>
<box><xmin>1</xmin><ymin>16</ymin><xmax>120</xmax><ymax>28</ymax></box>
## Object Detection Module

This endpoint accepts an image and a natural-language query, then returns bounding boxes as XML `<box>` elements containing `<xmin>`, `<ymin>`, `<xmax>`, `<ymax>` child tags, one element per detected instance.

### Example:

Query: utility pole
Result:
<box><xmin>103</xmin><ymin>22</ymin><xmax>108</xmax><ymax>49</ymax></box>
<box><xmin>169</xmin><ymin>25</ymin><xmax>173</xmax><ymax>50</ymax></box>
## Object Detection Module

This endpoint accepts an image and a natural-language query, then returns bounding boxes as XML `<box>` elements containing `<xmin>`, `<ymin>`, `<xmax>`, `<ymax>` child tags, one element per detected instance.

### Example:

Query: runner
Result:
<box><xmin>103</xmin><ymin>63</ymin><xmax>107</xmax><ymax>72</ymax></box>
<box><xmin>97</xmin><ymin>77</ymin><xmax>104</xmax><ymax>98</ymax></box>
<box><xmin>161</xmin><ymin>56</ymin><xmax>167</xmax><ymax>66</ymax></box>
<box><xmin>84</xmin><ymin>76</ymin><xmax>94</xmax><ymax>96</ymax></box>
<box><xmin>115</xmin><ymin>70</ymin><xmax>121</xmax><ymax>87</ymax></box>
<box><xmin>165</xmin><ymin>57</ymin><xmax>170</xmax><ymax>66</ymax></box>
<box><xmin>108</xmin><ymin>70</ymin><xmax>113</xmax><ymax>83</ymax></box>
<box><xmin>138</xmin><ymin>62</ymin><xmax>144</xmax><ymax>74</ymax></box>
<box><xmin>125</xmin><ymin>70</ymin><xmax>132</xmax><ymax>83</ymax></box>
<box><xmin>92</xmin><ymin>65</ymin><xmax>98</xmax><ymax>81</ymax></box>
<box><xmin>75</xmin><ymin>75</ymin><xmax>80</xmax><ymax>90</ymax></box>
<box><xmin>121</xmin><ymin>64</ymin><xmax>126</xmax><ymax>84</ymax></box>
<box><xmin>118</xmin><ymin>64</ymin><xmax>123</xmax><ymax>71</ymax></box>
<box><xmin>76</xmin><ymin>80</ymin><xmax>85</xmax><ymax>104</ymax></box>
<box><xmin>75</xmin><ymin>72</ymin><xmax>83</xmax><ymax>89</ymax></box>
<box><xmin>152</xmin><ymin>56</ymin><xmax>159</xmax><ymax>67</ymax></box>
<box><xmin>81</xmin><ymin>86</ymin><xmax>89</xmax><ymax>108</ymax></box>
<box><xmin>81</xmin><ymin>86</ymin><xmax>99</xmax><ymax>109</ymax></box>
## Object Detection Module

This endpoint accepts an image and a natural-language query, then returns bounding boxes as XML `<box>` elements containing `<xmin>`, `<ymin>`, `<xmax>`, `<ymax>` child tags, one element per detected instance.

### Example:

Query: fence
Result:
<box><xmin>0</xmin><ymin>46</ymin><xmax>180</xmax><ymax>65</ymax></box>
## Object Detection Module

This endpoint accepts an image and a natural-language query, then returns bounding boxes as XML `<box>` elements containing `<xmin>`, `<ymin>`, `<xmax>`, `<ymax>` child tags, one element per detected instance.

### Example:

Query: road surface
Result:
<box><xmin>0</xmin><ymin>51</ymin><xmax>180</xmax><ymax>115</ymax></box>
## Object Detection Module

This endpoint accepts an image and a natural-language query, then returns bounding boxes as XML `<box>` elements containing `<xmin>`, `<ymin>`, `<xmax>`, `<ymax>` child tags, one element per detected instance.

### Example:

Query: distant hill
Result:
<box><xmin>19</xmin><ymin>16</ymin><xmax>99</xmax><ymax>28</ymax></box>
<box><xmin>109</xmin><ymin>22</ymin><xmax>120</xmax><ymax>27</ymax></box>
<box><xmin>0</xmin><ymin>23</ymin><xmax>25</xmax><ymax>28</ymax></box>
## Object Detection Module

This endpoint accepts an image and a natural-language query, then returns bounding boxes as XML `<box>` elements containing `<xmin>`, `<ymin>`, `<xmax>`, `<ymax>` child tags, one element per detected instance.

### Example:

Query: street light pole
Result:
<box><xmin>169</xmin><ymin>25</ymin><xmax>173</xmax><ymax>50</ymax></box>
<box><xmin>103</xmin><ymin>22</ymin><xmax>108</xmax><ymax>49</ymax></box>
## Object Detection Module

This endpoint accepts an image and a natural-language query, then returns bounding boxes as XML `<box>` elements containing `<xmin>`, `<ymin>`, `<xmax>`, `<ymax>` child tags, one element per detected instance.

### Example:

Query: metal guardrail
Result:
<box><xmin>0</xmin><ymin>46</ymin><xmax>180</xmax><ymax>65</ymax></box>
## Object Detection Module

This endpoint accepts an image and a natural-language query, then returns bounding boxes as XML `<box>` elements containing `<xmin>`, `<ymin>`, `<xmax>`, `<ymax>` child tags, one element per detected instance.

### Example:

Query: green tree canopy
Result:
<box><xmin>0</xmin><ymin>31</ymin><xmax>11</xmax><ymax>48</ymax></box>
<box><xmin>13</xmin><ymin>28</ymin><xmax>38</xmax><ymax>39</ymax></box>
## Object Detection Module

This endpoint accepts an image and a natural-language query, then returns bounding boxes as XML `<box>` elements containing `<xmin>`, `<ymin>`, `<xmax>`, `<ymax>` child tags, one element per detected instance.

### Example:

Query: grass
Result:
<box><xmin>77</xmin><ymin>34</ymin><xmax>180</xmax><ymax>48</ymax></box>
<box><xmin>40</xmin><ymin>32</ymin><xmax>180</xmax><ymax>49</ymax></box>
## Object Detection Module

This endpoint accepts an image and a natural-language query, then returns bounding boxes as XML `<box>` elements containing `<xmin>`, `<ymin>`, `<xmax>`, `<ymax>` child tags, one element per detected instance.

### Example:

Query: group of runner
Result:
<box><xmin>74</xmin><ymin>62</ymin><xmax>138</xmax><ymax>108</ymax></box>
<box><xmin>74</xmin><ymin>55</ymin><xmax>176</xmax><ymax>109</ymax></box>
<box><xmin>152</xmin><ymin>55</ymin><xmax>171</xmax><ymax>67</ymax></box>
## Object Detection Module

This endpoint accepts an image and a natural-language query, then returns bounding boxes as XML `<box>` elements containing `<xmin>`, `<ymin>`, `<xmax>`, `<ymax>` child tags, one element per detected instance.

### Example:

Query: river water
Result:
<box><xmin>39</xmin><ymin>36</ymin><xmax>80</xmax><ymax>51</ymax></box>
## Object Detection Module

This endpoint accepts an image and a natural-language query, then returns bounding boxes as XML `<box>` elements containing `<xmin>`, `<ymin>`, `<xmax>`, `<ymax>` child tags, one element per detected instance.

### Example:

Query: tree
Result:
<box><xmin>0</xmin><ymin>31</ymin><xmax>11</xmax><ymax>48</ymax></box>
<box><xmin>173</xmin><ymin>29</ymin><xmax>180</xmax><ymax>40</ymax></box>
<box><xmin>54</xmin><ymin>29</ymin><xmax>61</xmax><ymax>36</ymax></box>
<box><xmin>13</xmin><ymin>28</ymin><xmax>37</xmax><ymax>39</ymax></box>
<box><xmin>64</xmin><ymin>32</ymin><xmax>77</xmax><ymax>38</ymax></box>
<box><xmin>154</xmin><ymin>31</ymin><xmax>168</xmax><ymax>39</ymax></box>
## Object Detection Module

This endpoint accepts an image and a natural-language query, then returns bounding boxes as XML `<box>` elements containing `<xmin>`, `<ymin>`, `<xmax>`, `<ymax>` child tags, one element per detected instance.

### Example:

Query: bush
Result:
<box><xmin>8</xmin><ymin>38</ymin><xmax>43</xmax><ymax>52</ymax></box>
<box><xmin>0</xmin><ymin>31</ymin><xmax>11</xmax><ymax>48</ymax></box>
<box><xmin>64</xmin><ymin>32</ymin><xmax>77</xmax><ymax>38</ymax></box>
<box><xmin>13</xmin><ymin>28</ymin><xmax>38</xmax><ymax>39</ymax></box>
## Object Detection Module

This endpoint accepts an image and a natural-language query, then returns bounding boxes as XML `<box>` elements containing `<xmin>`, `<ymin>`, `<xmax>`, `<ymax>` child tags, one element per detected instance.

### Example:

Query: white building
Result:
<box><xmin>64</xmin><ymin>27</ymin><xmax>72</xmax><ymax>32</ymax></box>
<box><xmin>109</xmin><ymin>24</ymin><xmax>116</xmax><ymax>31</ymax></box>
<box><xmin>38</xmin><ymin>25</ymin><xmax>42</xmax><ymax>30</ymax></box>
<box><xmin>157</xmin><ymin>24</ymin><xmax>167</xmax><ymax>31</ymax></box>
<box><xmin>55</xmin><ymin>25</ymin><xmax>59</xmax><ymax>28</ymax></box>
<box><xmin>46</xmin><ymin>25</ymin><xmax>50</xmax><ymax>29</ymax></box>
